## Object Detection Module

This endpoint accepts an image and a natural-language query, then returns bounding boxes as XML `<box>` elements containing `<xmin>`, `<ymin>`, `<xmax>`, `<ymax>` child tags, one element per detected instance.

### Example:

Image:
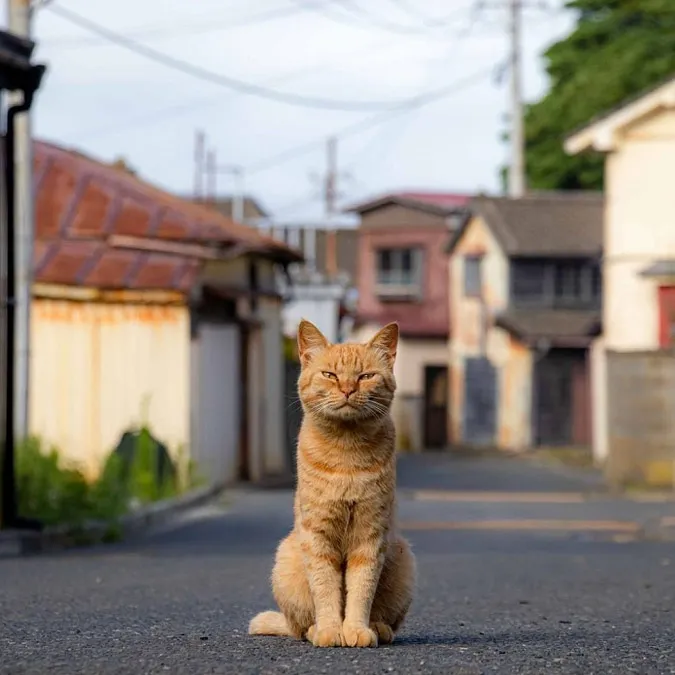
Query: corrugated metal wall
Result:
<box><xmin>30</xmin><ymin>298</ymin><xmax>190</xmax><ymax>478</ymax></box>
<box><xmin>190</xmin><ymin>322</ymin><xmax>241</xmax><ymax>485</ymax></box>
<box><xmin>258</xmin><ymin>297</ymin><xmax>286</xmax><ymax>476</ymax></box>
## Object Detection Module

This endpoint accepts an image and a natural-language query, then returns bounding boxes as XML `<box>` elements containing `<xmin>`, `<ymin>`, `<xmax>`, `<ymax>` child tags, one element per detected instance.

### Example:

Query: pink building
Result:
<box><xmin>346</xmin><ymin>191</ymin><xmax>471</xmax><ymax>452</ymax></box>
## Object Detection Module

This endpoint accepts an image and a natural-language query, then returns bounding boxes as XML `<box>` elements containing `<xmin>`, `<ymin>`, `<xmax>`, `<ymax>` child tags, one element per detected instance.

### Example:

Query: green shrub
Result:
<box><xmin>14</xmin><ymin>428</ymin><xmax>189</xmax><ymax>530</ymax></box>
<box><xmin>15</xmin><ymin>437</ymin><xmax>128</xmax><ymax>528</ymax></box>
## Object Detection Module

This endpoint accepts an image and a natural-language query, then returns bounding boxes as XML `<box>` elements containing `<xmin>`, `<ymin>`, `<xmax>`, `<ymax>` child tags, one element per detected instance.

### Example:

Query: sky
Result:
<box><xmin>11</xmin><ymin>0</ymin><xmax>575</xmax><ymax>223</ymax></box>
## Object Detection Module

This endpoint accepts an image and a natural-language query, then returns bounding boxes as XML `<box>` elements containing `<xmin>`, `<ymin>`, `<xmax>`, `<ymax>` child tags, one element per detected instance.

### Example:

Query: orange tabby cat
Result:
<box><xmin>249</xmin><ymin>319</ymin><xmax>416</xmax><ymax>648</ymax></box>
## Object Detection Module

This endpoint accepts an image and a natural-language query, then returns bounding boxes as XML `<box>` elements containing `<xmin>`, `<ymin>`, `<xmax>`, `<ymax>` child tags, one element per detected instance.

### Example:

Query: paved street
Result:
<box><xmin>2</xmin><ymin>454</ymin><xmax>675</xmax><ymax>674</ymax></box>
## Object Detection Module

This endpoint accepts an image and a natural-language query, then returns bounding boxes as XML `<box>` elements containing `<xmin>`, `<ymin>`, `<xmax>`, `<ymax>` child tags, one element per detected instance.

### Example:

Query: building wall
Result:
<box><xmin>257</xmin><ymin>296</ymin><xmax>287</xmax><ymax>477</ymax></box>
<box><xmin>201</xmin><ymin>257</ymin><xmax>288</xmax><ymax>479</ymax></box>
<box><xmin>30</xmin><ymin>297</ymin><xmax>189</xmax><ymax>479</ymax></box>
<box><xmin>605</xmin><ymin>350</ymin><xmax>675</xmax><ymax>488</ymax></box>
<box><xmin>190</xmin><ymin>321</ymin><xmax>241</xmax><ymax>486</ymax></box>
<box><xmin>449</xmin><ymin>215</ymin><xmax>532</xmax><ymax>450</ymax></box>
<box><xmin>589</xmin><ymin>336</ymin><xmax>608</xmax><ymax>464</ymax></box>
<box><xmin>357</xmin><ymin>226</ymin><xmax>451</xmax><ymax>337</ymax></box>
<box><xmin>604</xmin><ymin>108</ymin><xmax>675</xmax><ymax>350</ymax></box>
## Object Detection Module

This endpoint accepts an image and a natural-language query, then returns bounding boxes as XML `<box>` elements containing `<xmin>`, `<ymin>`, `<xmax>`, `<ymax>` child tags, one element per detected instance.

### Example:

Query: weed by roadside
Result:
<box><xmin>14</xmin><ymin>429</ymin><xmax>201</xmax><ymax>537</ymax></box>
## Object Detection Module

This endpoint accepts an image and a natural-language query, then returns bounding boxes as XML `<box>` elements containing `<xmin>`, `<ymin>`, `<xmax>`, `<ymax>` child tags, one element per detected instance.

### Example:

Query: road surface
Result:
<box><xmin>2</xmin><ymin>453</ymin><xmax>675</xmax><ymax>674</ymax></box>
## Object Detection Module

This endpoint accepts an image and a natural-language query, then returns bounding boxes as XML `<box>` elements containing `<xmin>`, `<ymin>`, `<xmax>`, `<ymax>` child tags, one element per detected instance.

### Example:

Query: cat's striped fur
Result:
<box><xmin>249</xmin><ymin>319</ymin><xmax>416</xmax><ymax>648</ymax></box>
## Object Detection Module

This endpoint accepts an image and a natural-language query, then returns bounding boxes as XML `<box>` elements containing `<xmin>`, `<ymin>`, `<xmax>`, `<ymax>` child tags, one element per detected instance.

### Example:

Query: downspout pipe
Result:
<box><xmin>1</xmin><ymin>64</ymin><xmax>45</xmax><ymax>530</ymax></box>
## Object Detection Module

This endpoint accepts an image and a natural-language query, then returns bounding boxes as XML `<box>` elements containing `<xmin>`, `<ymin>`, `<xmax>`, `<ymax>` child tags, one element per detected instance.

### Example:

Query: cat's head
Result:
<box><xmin>296</xmin><ymin>319</ymin><xmax>398</xmax><ymax>423</ymax></box>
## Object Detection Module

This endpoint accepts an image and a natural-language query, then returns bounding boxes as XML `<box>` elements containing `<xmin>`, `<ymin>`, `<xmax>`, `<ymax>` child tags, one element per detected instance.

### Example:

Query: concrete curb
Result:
<box><xmin>0</xmin><ymin>483</ymin><xmax>222</xmax><ymax>559</ymax></box>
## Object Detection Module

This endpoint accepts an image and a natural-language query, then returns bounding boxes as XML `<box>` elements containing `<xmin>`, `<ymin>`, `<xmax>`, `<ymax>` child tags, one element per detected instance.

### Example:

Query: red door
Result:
<box><xmin>658</xmin><ymin>286</ymin><xmax>675</xmax><ymax>348</ymax></box>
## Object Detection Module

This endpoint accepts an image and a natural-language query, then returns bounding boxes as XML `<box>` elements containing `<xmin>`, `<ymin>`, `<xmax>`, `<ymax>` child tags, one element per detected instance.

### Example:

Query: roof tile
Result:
<box><xmin>31</xmin><ymin>140</ymin><xmax>302</xmax><ymax>292</ymax></box>
<box><xmin>455</xmin><ymin>192</ymin><xmax>604</xmax><ymax>257</ymax></box>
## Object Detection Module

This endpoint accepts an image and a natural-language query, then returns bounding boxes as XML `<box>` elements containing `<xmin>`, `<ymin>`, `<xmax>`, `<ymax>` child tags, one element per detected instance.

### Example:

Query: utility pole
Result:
<box><xmin>197</xmin><ymin>135</ymin><xmax>246</xmax><ymax>223</ymax></box>
<box><xmin>205</xmin><ymin>148</ymin><xmax>217</xmax><ymax>203</ymax></box>
<box><xmin>7</xmin><ymin>0</ymin><xmax>34</xmax><ymax>442</ymax></box>
<box><xmin>229</xmin><ymin>166</ymin><xmax>245</xmax><ymax>224</ymax></box>
<box><xmin>324</xmin><ymin>136</ymin><xmax>338</xmax><ymax>279</ymax></box>
<box><xmin>217</xmin><ymin>164</ymin><xmax>245</xmax><ymax>223</ymax></box>
<box><xmin>508</xmin><ymin>0</ymin><xmax>525</xmax><ymax>198</ymax></box>
<box><xmin>193</xmin><ymin>129</ymin><xmax>205</xmax><ymax>202</ymax></box>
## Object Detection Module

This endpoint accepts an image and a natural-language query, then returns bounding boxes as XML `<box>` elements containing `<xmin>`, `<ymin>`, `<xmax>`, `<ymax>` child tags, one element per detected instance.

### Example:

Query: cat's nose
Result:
<box><xmin>341</xmin><ymin>386</ymin><xmax>357</xmax><ymax>399</ymax></box>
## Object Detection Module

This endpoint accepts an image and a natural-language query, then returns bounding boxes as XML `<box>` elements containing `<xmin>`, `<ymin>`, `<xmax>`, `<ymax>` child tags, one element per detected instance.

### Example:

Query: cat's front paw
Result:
<box><xmin>309</xmin><ymin>623</ymin><xmax>344</xmax><ymax>648</ymax></box>
<box><xmin>342</xmin><ymin>621</ymin><xmax>378</xmax><ymax>648</ymax></box>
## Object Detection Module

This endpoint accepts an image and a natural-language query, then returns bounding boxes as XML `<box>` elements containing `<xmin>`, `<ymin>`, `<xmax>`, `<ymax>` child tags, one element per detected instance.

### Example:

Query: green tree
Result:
<box><xmin>523</xmin><ymin>0</ymin><xmax>675</xmax><ymax>191</ymax></box>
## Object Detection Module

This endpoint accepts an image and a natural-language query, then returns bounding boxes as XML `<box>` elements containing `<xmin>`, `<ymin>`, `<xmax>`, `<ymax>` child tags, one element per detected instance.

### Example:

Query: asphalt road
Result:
<box><xmin>2</xmin><ymin>454</ymin><xmax>675</xmax><ymax>675</ymax></box>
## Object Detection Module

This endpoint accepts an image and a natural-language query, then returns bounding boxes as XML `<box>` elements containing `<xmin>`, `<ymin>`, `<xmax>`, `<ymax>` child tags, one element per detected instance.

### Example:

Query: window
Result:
<box><xmin>510</xmin><ymin>259</ymin><xmax>601</xmax><ymax>309</ymax></box>
<box><xmin>375</xmin><ymin>247</ymin><xmax>422</xmax><ymax>296</ymax></box>
<box><xmin>464</xmin><ymin>256</ymin><xmax>482</xmax><ymax>297</ymax></box>
<box><xmin>511</xmin><ymin>260</ymin><xmax>548</xmax><ymax>303</ymax></box>
<box><xmin>554</xmin><ymin>262</ymin><xmax>584</xmax><ymax>302</ymax></box>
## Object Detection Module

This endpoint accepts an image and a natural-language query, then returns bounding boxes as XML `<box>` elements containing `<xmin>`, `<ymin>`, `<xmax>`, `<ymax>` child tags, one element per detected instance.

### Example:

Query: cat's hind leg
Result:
<box><xmin>249</xmin><ymin>532</ymin><xmax>314</xmax><ymax>639</ymax></box>
<box><xmin>272</xmin><ymin>532</ymin><xmax>315</xmax><ymax>639</ymax></box>
<box><xmin>369</xmin><ymin>535</ymin><xmax>416</xmax><ymax>644</ymax></box>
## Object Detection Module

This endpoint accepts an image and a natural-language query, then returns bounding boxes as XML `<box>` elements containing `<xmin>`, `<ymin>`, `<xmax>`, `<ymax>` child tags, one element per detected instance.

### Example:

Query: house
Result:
<box><xmin>346</xmin><ymin>191</ymin><xmax>471</xmax><ymax>452</ymax></box>
<box><xmin>29</xmin><ymin>141</ymin><xmax>301</xmax><ymax>487</ymax></box>
<box><xmin>565</xmin><ymin>74</ymin><xmax>675</xmax><ymax>486</ymax></box>
<box><xmin>447</xmin><ymin>193</ymin><xmax>603</xmax><ymax>452</ymax></box>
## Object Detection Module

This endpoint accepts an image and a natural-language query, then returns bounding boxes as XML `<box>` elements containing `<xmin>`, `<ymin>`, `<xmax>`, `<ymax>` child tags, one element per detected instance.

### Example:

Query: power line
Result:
<box><xmin>288</xmin><ymin>0</ymin><xmax>474</xmax><ymax>36</ymax></box>
<box><xmin>62</xmin><ymin>30</ymin><xmax>419</xmax><ymax>140</ymax></box>
<box><xmin>42</xmin><ymin>6</ymin><xmax>306</xmax><ymax>49</ymax></box>
<box><xmin>46</xmin><ymin>4</ymin><xmax>487</xmax><ymax>112</ymax></box>
<box><xmin>246</xmin><ymin>64</ymin><xmax>497</xmax><ymax>174</ymax></box>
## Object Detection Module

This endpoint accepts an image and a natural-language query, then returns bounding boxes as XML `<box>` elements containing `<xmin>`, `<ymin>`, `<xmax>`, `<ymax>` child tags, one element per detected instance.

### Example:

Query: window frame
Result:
<box><xmin>463</xmin><ymin>254</ymin><xmax>483</xmax><ymax>298</ymax></box>
<box><xmin>374</xmin><ymin>246</ymin><xmax>424</xmax><ymax>298</ymax></box>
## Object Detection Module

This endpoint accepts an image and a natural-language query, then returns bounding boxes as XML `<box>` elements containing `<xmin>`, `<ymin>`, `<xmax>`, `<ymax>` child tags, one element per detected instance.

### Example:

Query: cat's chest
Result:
<box><xmin>321</xmin><ymin>469</ymin><xmax>381</xmax><ymax>502</ymax></box>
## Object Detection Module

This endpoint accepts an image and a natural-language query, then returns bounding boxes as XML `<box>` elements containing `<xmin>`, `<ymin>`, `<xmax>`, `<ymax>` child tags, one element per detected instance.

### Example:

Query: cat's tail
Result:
<box><xmin>249</xmin><ymin>611</ymin><xmax>292</xmax><ymax>637</ymax></box>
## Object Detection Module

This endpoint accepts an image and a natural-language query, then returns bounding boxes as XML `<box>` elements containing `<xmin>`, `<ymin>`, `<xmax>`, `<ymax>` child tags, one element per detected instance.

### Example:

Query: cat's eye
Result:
<box><xmin>321</xmin><ymin>371</ymin><xmax>337</xmax><ymax>379</ymax></box>
<box><xmin>359</xmin><ymin>372</ymin><xmax>376</xmax><ymax>380</ymax></box>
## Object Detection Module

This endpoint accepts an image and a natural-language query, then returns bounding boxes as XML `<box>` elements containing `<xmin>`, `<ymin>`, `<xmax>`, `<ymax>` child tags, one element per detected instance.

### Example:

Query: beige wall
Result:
<box><xmin>589</xmin><ymin>336</ymin><xmax>608</xmax><ymax>464</ymax></box>
<box><xmin>449</xmin><ymin>216</ymin><xmax>533</xmax><ymax>450</ymax></box>
<box><xmin>604</xmin><ymin>108</ymin><xmax>675</xmax><ymax>350</ymax></box>
<box><xmin>30</xmin><ymin>298</ymin><xmax>190</xmax><ymax>479</ymax></box>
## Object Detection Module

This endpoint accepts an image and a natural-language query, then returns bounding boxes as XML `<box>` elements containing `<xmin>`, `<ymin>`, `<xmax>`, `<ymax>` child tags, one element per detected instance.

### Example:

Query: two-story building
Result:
<box><xmin>565</xmin><ymin>74</ymin><xmax>675</xmax><ymax>486</ymax></box>
<box><xmin>447</xmin><ymin>193</ymin><xmax>603</xmax><ymax>452</ymax></box>
<box><xmin>347</xmin><ymin>191</ymin><xmax>471</xmax><ymax>452</ymax></box>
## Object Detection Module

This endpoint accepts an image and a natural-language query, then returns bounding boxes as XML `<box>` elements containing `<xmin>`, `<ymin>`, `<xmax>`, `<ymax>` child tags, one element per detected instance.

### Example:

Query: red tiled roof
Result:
<box><xmin>32</xmin><ymin>141</ymin><xmax>302</xmax><ymax>291</ymax></box>
<box><xmin>34</xmin><ymin>239</ymin><xmax>202</xmax><ymax>293</ymax></box>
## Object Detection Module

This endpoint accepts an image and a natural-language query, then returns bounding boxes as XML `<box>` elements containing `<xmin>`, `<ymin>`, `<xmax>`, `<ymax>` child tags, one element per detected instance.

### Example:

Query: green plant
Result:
<box><xmin>15</xmin><ymin>437</ymin><xmax>128</xmax><ymax>528</ymax></box>
<box><xmin>15</xmin><ymin>424</ymin><xmax>198</xmax><ymax>533</ymax></box>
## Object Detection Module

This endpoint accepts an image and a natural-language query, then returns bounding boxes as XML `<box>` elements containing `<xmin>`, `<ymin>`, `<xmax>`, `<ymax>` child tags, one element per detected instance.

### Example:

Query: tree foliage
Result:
<box><xmin>524</xmin><ymin>0</ymin><xmax>675</xmax><ymax>191</ymax></box>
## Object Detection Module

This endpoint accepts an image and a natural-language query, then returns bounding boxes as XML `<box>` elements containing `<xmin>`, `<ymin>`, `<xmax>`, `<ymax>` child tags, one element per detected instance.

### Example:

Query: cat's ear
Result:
<box><xmin>367</xmin><ymin>322</ymin><xmax>399</xmax><ymax>365</ymax></box>
<box><xmin>297</xmin><ymin>319</ymin><xmax>329</xmax><ymax>365</ymax></box>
